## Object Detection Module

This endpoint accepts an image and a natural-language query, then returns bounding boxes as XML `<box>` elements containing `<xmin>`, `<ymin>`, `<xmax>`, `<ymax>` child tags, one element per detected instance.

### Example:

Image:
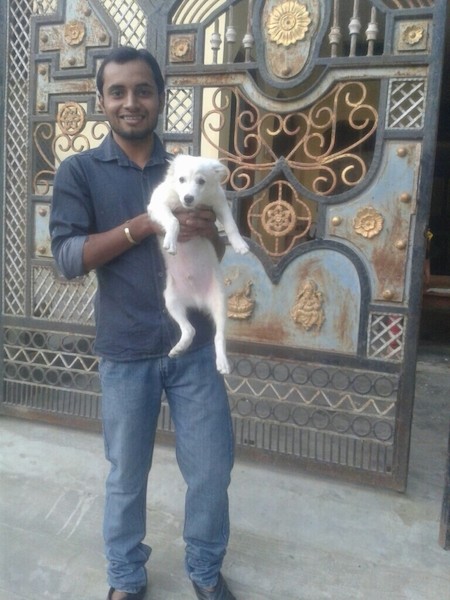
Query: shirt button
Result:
<box><xmin>158</xmin><ymin>271</ymin><xmax>164</xmax><ymax>278</ymax></box>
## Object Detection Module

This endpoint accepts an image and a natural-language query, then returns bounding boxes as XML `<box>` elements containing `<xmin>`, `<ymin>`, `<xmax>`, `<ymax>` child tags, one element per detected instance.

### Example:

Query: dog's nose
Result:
<box><xmin>184</xmin><ymin>194</ymin><xmax>195</xmax><ymax>206</ymax></box>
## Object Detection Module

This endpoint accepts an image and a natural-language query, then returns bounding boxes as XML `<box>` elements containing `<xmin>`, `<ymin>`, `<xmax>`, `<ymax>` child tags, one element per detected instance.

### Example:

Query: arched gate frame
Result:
<box><xmin>0</xmin><ymin>0</ymin><xmax>446</xmax><ymax>490</ymax></box>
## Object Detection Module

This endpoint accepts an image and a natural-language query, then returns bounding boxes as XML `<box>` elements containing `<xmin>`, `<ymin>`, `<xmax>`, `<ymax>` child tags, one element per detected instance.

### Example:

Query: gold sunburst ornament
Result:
<box><xmin>267</xmin><ymin>1</ymin><xmax>312</xmax><ymax>47</ymax></box>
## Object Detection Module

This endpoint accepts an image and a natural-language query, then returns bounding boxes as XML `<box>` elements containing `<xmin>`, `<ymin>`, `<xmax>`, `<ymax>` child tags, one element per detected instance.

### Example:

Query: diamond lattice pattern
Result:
<box><xmin>165</xmin><ymin>88</ymin><xmax>194</xmax><ymax>133</ymax></box>
<box><xmin>33</xmin><ymin>267</ymin><xmax>96</xmax><ymax>324</ymax></box>
<box><xmin>368</xmin><ymin>314</ymin><xmax>405</xmax><ymax>361</ymax></box>
<box><xmin>387</xmin><ymin>79</ymin><xmax>426</xmax><ymax>129</ymax></box>
<box><xmin>3</xmin><ymin>0</ymin><xmax>32</xmax><ymax>316</ymax></box>
<box><xmin>98</xmin><ymin>0</ymin><xmax>147</xmax><ymax>47</ymax></box>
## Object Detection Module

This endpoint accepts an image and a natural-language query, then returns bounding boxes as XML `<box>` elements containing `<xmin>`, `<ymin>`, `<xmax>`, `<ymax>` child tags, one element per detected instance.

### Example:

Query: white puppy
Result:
<box><xmin>147</xmin><ymin>154</ymin><xmax>249</xmax><ymax>374</ymax></box>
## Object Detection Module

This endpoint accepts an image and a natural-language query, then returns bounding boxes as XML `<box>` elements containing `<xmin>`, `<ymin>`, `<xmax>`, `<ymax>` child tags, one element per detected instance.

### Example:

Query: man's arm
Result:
<box><xmin>81</xmin><ymin>213</ymin><xmax>160</xmax><ymax>273</ymax></box>
<box><xmin>83</xmin><ymin>208</ymin><xmax>224</xmax><ymax>272</ymax></box>
<box><xmin>50</xmin><ymin>157</ymin><xmax>162</xmax><ymax>277</ymax></box>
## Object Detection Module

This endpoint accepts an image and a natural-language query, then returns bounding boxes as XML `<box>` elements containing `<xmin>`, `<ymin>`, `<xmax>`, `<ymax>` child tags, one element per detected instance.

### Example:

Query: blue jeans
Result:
<box><xmin>99</xmin><ymin>344</ymin><xmax>234</xmax><ymax>593</ymax></box>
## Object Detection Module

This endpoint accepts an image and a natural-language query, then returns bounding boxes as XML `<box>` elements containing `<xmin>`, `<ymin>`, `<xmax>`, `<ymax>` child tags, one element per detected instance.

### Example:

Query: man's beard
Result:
<box><xmin>111</xmin><ymin>123</ymin><xmax>155</xmax><ymax>141</ymax></box>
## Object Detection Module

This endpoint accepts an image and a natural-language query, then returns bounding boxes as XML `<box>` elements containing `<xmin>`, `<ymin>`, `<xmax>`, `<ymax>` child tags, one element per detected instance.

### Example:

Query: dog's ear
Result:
<box><xmin>166</xmin><ymin>156</ymin><xmax>176</xmax><ymax>178</ymax></box>
<box><xmin>212</xmin><ymin>160</ymin><xmax>229</xmax><ymax>183</ymax></box>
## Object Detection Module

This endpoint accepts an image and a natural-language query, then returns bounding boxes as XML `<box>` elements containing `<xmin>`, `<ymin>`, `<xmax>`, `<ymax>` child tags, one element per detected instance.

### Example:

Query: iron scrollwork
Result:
<box><xmin>33</xmin><ymin>102</ymin><xmax>109</xmax><ymax>195</ymax></box>
<box><xmin>201</xmin><ymin>81</ymin><xmax>378</xmax><ymax>197</ymax></box>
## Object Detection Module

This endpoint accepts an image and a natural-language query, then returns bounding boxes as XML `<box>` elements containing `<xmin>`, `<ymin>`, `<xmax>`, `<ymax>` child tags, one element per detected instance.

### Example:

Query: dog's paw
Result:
<box><xmin>231</xmin><ymin>238</ymin><xmax>249</xmax><ymax>255</ymax></box>
<box><xmin>168</xmin><ymin>330</ymin><xmax>195</xmax><ymax>358</ymax></box>
<box><xmin>227</xmin><ymin>232</ymin><xmax>249</xmax><ymax>255</ymax></box>
<box><xmin>163</xmin><ymin>234</ymin><xmax>178</xmax><ymax>254</ymax></box>
<box><xmin>216</xmin><ymin>355</ymin><xmax>230</xmax><ymax>375</ymax></box>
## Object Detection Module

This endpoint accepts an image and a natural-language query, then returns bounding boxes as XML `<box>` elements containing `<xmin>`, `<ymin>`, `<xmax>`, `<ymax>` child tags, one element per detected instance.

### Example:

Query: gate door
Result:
<box><xmin>1</xmin><ymin>0</ymin><xmax>446</xmax><ymax>489</ymax></box>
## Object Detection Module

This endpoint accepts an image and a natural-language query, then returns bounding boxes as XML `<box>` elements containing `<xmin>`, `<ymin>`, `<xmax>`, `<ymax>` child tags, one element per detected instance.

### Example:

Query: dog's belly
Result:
<box><xmin>162</xmin><ymin>238</ymin><xmax>221</xmax><ymax>308</ymax></box>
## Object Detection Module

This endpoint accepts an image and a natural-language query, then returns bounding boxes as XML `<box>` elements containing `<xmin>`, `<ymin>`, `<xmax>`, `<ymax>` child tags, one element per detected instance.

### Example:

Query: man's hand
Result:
<box><xmin>174</xmin><ymin>207</ymin><xmax>225</xmax><ymax>259</ymax></box>
<box><xmin>174</xmin><ymin>207</ymin><xmax>215</xmax><ymax>241</ymax></box>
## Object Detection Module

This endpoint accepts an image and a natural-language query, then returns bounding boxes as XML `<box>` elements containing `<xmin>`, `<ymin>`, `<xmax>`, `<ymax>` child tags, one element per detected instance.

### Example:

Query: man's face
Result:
<box><xmin>98</xmin><ymin>59</ymin><xmax>164</xmax><ymax>143</ymax></box>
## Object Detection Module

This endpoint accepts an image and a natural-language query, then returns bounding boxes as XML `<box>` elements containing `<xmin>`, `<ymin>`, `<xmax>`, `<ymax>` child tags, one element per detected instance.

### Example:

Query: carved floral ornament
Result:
<box><xmin>173</xmin><ymin>37</ymin><xmax>191</xmax><ymax>58</ymax></box>
<box><xmin>64</xmin><ymin>20</ymin><xmax>86</xmax><ymax>46</ymax></box>
<box><xmin>353</xmin><ymin>206</ymin><xmax>384</xmax><ymax>239</ymax></box>
<box><xmin>402</xmin><ymin>24</ymin><xmax>424</xmax><ymax>46</ymax></box>
<box><xmin>264</xmin><ymin>200</ymin><xmax>297</xmax><ymax>236</ymax></box>
<box><xmin>57</xmin><ymin>102</ymin><xmax>86</xmax><ymax>136</ymax></box>
<box><xmin>267</xmin><ymin>1</ymin><xmax>312</xmax><ymax>47</ymax></box>
<box><xmin>169</xmin><ymin>34</ymin><xmax>195</xmax><ymax>63</ymax></box>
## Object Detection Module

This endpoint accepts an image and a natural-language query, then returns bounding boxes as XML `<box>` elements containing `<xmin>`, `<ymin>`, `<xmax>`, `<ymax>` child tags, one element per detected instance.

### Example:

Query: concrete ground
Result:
<box><xmin>1</xmin><ymin>345</ymin><xmax>450</xmax><ymax>600</ymax></box>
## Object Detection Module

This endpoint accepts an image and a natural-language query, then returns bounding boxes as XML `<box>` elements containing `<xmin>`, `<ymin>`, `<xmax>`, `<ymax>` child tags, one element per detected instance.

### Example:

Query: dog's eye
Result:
<box><xmin>196</xmin><ymin>177</ymin><xmax>206</xmax><ymax>186</ymax></box>
<box><xmin>179</xmin><ymin>177</ymin><xmax>186</xmax><ymax>184</ymax></box>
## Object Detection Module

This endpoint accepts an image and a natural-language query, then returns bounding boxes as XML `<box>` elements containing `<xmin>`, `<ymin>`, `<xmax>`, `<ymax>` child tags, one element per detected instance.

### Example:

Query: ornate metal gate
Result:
<box><xmin>1</xmin><ymin>0</ymin><xmax>446</xmax><ymax>489</ymax></box>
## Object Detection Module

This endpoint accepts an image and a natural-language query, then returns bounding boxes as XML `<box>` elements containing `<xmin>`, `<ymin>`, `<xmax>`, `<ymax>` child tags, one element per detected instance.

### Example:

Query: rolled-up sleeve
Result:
<box><xmin>50</xmin><ymin>156</ymin><xmax>92</xmax><ymax>279</ymax></box>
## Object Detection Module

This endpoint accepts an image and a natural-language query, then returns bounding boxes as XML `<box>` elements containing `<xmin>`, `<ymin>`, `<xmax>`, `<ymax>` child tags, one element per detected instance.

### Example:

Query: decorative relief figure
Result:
<box><xmin>64</xmin><ymin>20</ymin><xmax>86</xmax><ymax>46</ymax></box>
<box><xmin>291</xmin><ymin>279</ymin><xmax>325</xmax><ymax>331</ymax></box>
<box><xmin>227</xmin><ymin>281</ymin><xmax>255</xmax><ymax>320</ymax></box>
<box><xmin>267</xmin><ymin>1</ymin><xmax>312</xmax><ymax>47</ymax></box>
<box><xmin>353</xmin><ymin>206</ymin><xmax>384</xmax><ymax>239</ymax></box>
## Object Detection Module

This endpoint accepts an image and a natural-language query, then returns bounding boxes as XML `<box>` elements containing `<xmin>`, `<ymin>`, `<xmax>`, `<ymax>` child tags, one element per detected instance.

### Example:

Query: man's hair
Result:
<box><xmin>96</xmin><ymin>46</ymin><xmax>165</xmax><ymax>96</ymax></box>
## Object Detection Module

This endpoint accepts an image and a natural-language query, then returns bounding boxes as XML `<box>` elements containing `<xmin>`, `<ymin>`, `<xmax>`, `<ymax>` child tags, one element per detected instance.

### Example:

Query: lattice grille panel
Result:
<box><xmin>32</xmin><ymin>0</ymin><xmax>57</xmax><ymax>14</ymax></box>
<box><xmin>32</xmin><ymin>267</ymin><xmax>96</xmax><ymax>324</ymax></box>
<box><xmin>368</xmin><ymin>313</ymin><xmax>405</xmax><ymax>361</ymax></box>
<box><xmin>3</xmin><ymin>0</ymin><xmax>32</xmax><ymax>316</ymax></box>
<box><xmin>3</xmin><ymin>380</ymin><xmax>102</xmax><ymax>420</ymax></box>
<box><xmin>382</xmin><ymin>0</ymin><xmax>434</xmax><ymax>7</ymax></box>
<box><xmin>3</xmin><ymin>327</ymin><xmax>99</xmax><ymax>394</ymax></box>
<box><xmin>165</xmin><ymin>88</ymin><xmax>194</xmax><ymax>133</ymax></box>
<box><xmin>98</xmin><ymin>0</ymin><xmax>147</xmax><ymax>47</ymax></box>
<box><xmin>387</xmin><ymin>79</ymin><xmax>426</xmax><ymax>129</ymax></box>
<box><xmin>225</xmin><ymin>355</ymin><xmax>398</xmax><ymax>473</ymax></box>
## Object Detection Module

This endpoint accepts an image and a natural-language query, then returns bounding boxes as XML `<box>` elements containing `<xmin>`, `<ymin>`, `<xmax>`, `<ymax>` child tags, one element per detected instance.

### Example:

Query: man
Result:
<box><xmin>50</xmin><ymin>46</ymin><xmax>236</xmax><ymax>600</ymax></box>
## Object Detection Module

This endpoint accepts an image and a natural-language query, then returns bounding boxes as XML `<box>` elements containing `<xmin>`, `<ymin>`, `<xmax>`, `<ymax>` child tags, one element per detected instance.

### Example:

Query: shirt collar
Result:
<box><xmin>95</xmin><ymin>132</ymin><xmax>171</xmax><ymax>168</ymax></box>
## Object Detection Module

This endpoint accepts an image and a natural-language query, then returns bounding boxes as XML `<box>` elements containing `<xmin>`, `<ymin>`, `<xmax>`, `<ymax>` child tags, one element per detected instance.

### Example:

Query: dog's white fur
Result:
<box><xmin>147</xmin><ymin>154</ymin><xmax>249</xmax><ymax>374</ymax></box>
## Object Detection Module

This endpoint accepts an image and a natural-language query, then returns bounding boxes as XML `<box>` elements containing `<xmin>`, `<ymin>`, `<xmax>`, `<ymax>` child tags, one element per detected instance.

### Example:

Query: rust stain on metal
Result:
<box><xmin>336</xmin><ymin>301</ymin><xmax>354</xmax><ymax>349</ymax></box>
<box><xmin>230</xmin><ymin>320</ymin><xmax>288</xmax><ymax>344</ymax></box>
<box><xmin>372</xmin><ymin>211</ymin><xmax>407</xmax><ymax>300</ymax></box>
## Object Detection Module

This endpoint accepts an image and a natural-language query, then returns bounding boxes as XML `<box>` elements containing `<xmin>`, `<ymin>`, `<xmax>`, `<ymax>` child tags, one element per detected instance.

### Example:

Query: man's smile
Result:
<box><xmin>120</xmin><ymin>114</ymin><xmax>145</xmax><ymax>122</ymax></box>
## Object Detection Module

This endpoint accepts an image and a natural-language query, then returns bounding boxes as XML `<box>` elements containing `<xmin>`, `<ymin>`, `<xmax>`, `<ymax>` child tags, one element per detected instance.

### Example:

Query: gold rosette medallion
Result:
<box><xmin>267</xmin><ymin>1</ymin><xmax>312</xmax><ymax>47</ymax></box>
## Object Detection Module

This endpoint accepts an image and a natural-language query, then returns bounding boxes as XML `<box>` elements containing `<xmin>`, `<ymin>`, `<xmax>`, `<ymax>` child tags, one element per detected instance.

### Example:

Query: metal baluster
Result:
<box><xmin>226</xmin><ymin>5</ymin><xmax>237</xmax><ymax>63</ymax></box>
<box><xmin>243</xmin><ymin>0</ymin><xmax>254</xmax><ymax>62</ymax></box>
<box><xmin>210</xmin><ymin>19</ymin><xmax>222</xmax><ymax>65</ymax></box>
<box><xmin>329</xmin><ymin>0</ymin><xmax>341</xmax><ymax>58</ymax></box>
<box><xmin>366</xmin><ymin>7</ymin><xmax>378</xmax><ymax>57</ymax></box>
<box><xmin>349</xmin><ymin>0</ymin><xmax>361</xmax><ymax>57</ymax></box>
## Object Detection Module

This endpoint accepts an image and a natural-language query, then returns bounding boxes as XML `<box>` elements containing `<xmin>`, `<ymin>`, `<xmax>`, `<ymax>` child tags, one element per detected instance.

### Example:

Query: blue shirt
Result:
<box><xmin>50</xmin><ymin>133</ymin><xmax>214</xmax><ymax>360</ymax></box>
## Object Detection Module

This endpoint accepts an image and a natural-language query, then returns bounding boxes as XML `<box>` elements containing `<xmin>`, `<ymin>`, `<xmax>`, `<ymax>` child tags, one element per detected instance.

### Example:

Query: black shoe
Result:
<box><xmin>192</xmin><ymin>573</ymin><xmax>236</xmax><ymax>600</ymax></box>
<box><xmin>106</xmin><ymin>585</ymin><xmax>147</xmax><ymax>600</ymax></box>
